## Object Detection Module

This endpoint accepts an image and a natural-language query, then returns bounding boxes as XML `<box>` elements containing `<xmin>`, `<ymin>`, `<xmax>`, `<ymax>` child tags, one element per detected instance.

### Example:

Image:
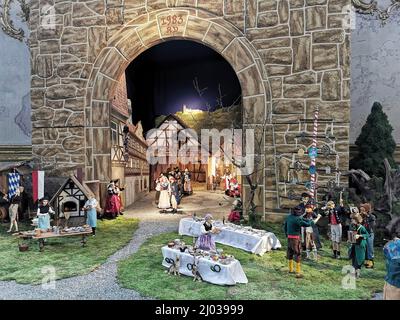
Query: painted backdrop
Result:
<box><xmin>0</xmin><ymin>1</ymin><xmax>31</xmax><ymax>146</ymax></box>
<box><xmin>351</xmin><ymin>13</ymin><xmax>400</xmax><ymax>143</ymax></box>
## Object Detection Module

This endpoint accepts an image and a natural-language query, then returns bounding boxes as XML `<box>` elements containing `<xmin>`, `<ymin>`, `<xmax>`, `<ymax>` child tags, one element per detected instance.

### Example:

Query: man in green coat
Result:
<box><xmin>348</xmin><ymin>212</ymin><xmax>369</xmax><ymax>278</ymax></box>
<box><xmin>284</xmin><ymin>205</ymin><xmax>321</xmax><ymax>278</ymax></box>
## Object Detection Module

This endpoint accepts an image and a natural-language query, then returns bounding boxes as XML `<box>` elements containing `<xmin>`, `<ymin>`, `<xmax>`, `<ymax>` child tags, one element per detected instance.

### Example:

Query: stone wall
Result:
<box><xmin>30</xmin><ymin>0</ymin><xmax>351</xmax><ymax>215</ymax></box>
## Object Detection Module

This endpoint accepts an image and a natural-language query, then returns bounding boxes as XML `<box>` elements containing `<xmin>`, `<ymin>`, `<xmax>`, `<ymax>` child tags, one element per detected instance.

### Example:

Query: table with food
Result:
<box><xmin>14</xmin><ymin>225</ymin><xmax>93</xmax><ymax>251</ymax></box>
<box><xmin>161</xmin><ymin>239</ymin><xmax>248</xmax><ymax>286</ymax></box>
<box><xmin>178</xmin><ymin>217</ymin><xmax>282</xmax><ymax>256</ymax></box>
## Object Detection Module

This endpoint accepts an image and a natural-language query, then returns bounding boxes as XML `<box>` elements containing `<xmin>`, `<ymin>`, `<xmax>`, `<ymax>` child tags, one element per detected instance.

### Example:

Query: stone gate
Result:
<box><xmin>30</xmin><ymin>0</ymin><xmax>351</xmax><ymax>216</ymax></box>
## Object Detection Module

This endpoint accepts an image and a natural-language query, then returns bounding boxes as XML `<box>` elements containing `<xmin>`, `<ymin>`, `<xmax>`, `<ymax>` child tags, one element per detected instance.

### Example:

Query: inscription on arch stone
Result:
<box><xmin>157</xmin><ymin>11</ymin><xmax>189</xmax><ymax>38</ymax></box>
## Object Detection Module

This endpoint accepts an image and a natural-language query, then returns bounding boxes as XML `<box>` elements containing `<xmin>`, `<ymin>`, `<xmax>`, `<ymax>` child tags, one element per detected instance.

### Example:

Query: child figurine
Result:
<box><xmin>284</xmin><ymin>205</ymin><xmax>321</xmax><ymax>278</ymax></box>
<box><xmin>303</xmin><ymin>205</ymin><xmax>318</xmax><ymax>260</ymax></box>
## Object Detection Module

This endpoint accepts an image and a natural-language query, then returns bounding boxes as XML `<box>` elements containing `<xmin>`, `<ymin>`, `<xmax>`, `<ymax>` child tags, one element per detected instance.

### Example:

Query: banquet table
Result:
<box><xmin>161</xmin><ymin>246</ymin><xmax>248</xmax><ymax>285</ymax></box>
<box><xmin>178</xmin><ymin>218</ymin><xmax>282</xmax><ymax>256</ymax></box>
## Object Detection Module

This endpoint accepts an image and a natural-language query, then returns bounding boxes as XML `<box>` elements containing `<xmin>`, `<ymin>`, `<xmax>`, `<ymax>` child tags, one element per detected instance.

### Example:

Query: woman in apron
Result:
<box><xmin>84</xmin><ymin>193</ymin><xmax>98</xmax><ymax>236</ymax></box>
<box><xmin>37</xmin><ymin>197</ymin><xmax>54</xmax><ymax>231</ymax></box>
<box><xmin>158</xmin><ymin>174</ymin><xmax>171</xmax><ymax>212</ymax></box>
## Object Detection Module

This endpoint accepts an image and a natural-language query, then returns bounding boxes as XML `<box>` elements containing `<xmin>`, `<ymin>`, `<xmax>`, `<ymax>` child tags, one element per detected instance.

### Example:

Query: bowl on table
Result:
<box><xmin>167</xmin><ymin>242</ymin><xmax>175</xmax><ymax>248</ymax></box>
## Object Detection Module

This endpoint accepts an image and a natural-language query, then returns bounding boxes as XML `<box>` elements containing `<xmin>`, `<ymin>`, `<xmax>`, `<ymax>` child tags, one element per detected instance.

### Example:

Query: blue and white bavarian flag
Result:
<box><xmin>7</xmin><ymin>172</ymin><xmax>20</xmax><ymax>199</ymax></box>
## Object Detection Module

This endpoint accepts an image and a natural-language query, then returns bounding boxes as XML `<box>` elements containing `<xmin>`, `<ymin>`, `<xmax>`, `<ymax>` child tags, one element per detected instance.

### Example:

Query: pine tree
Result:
<box><xmin>350</xmin><ymin>102</ymin><xmax>397</xmax><ymax>177</ymax></box>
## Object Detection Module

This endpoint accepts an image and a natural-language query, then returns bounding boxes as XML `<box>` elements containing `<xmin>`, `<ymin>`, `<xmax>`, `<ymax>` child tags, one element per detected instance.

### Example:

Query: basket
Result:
<box><xmin>18</xmin><ymin>244</ymin><xmax>29</xmax><ymax>252</ymax></box>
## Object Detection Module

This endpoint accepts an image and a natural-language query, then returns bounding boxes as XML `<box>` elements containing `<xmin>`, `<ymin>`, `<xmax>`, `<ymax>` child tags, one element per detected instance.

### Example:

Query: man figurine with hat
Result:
<box><xmin>284</xmin><ymin>205</ymin><xmax>321</xmax><ymax>278</ymax></box>
<box><xmin>322</xmin><ymin>199</ymin><xmax>346</xmax><ymax>259</ymax></box>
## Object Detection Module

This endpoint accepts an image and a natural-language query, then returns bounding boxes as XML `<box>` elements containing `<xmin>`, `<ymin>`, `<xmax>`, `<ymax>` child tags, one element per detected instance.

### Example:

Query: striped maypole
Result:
<box><xmin>309</xmin><ymin>107</ymin><xmax>319</xmax><ymax>200</ymax></box>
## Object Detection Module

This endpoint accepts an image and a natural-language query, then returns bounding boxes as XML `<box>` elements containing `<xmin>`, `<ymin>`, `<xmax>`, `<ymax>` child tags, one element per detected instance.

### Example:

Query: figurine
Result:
<box><xmin>322</xmin><ymin>200</ymin><xmax>346</xmax><ymax>259</ymax></box>
<box><xmin>166</xmin><ymin>255</ymin><xmax>181</xmax><ymax>276</ymax></box>
<box><xmin>192</xmin><ymin>256</ymin><xmax>202</xmax><ymax>282</ymax></box>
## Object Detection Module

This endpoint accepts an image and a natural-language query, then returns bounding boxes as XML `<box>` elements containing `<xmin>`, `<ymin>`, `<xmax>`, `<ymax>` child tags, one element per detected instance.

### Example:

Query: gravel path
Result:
<box><xmin>0</xmin><ymin>220</ymin><xmax>177</xmax><ymax>300</ymax></box>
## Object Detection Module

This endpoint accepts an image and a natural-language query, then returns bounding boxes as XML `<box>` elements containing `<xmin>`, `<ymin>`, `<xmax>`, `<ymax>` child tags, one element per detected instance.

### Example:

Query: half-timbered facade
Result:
<box><xmin>111</xmin><ymin>74</ymin><xmax>149</xmax><ymax>208</ymax></box>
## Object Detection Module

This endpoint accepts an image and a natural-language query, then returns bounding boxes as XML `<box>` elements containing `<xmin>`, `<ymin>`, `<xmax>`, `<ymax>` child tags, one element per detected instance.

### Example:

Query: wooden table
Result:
<box><xmin>15</xmin><ymin>229</ymin><xmax>93</xmax><ymax>251</ymax></box>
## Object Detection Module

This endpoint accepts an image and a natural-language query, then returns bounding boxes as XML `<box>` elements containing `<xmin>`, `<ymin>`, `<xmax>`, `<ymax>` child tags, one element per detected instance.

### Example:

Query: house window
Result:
<box><xmin>111</xmin><ymin>121</ymin><xmax>118</xmax><ymax>146</ymax></box>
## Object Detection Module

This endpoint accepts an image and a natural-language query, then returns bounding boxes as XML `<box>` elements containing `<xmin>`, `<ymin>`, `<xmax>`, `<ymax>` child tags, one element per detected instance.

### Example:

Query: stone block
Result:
<box><xmin>237</xmin><ymin>65</ymin><xmax>264</xmax><ymax>97</ymax></box>
<box><xmin>46</xmin><ymin>84</ymin><xmax>77</xmax><ymax>100</ymax></box>
<box><xmin>272</xmin><ymin>99</ymin><xmax>305</xmax><ymax>114</ymax></box>
<box><xmin>261</xmin><ymin>48</ymin><xmax>292</xmax><ymax>65</ymax></box>
<box><xmin>290</xmin><ymin>9</ymin><xmax>304</xmax><ymax>36</ymax></box>
<box><xmin>258</xmin><ymin>0</ymin><xmax>277</xmax><ymax>11</ymax></box>
<box><xmin>243</xmin><ymin>96</ymin><xmax>266</xmax><ymax>124</ymax></box>
<box><xmin>321</xmin><ymin>70</ymin><xmax>341</xmax><ymax>101</ymax></box>
<box><xmin>305</xmin><ymin>6</ymin><xmax>326</xmax><ymax>31</ymax></box>
<box><xmin>292</xmin><ymin>36</ymin><xmax>311</xmax><ymax>72</ymax></box>
<box><xmin>284</xmin><ymin>71</ymin><xmax>316</xmax><ymax>84</ymax></box>
<box><xmin>312</xmin><ymin>29</ymin><xmax>344</xmax><ymax>43</ymax></box>
<box><xmin>283</xmin><ymin>84</ymin><xmax>320</xmax><ymax>98</ymax></box>
<box><xmin>61</xmin><ymin>27</ymin><xmax>88</xmax><ymax>45</ymax></box>
<box><xmin>222</xmin><ymin>39</ymin><xmax>254</xmax><ymax>72</ymax></box>
<box><xmin>278</xmin><ymin>0</ymin><xmax>289</xmax><ymax>23</ymax></box>
<box><xmin>257</xmin><ymin>12</ymin><xmax>279</xmax><ymax>27</ymax></box>
<box><xmin>312</xmin><ymin>44</ymin><xmax>338</xmax><ymax>70</ymax></box>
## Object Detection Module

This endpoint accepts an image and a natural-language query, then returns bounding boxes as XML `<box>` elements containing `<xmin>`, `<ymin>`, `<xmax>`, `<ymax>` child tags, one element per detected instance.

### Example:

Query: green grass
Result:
<box><xmin>117</xmin><ymin>222</ymin><xmax>386</xmax><ymax>300</ymax></box>
<box><xmin>0</xmin><ymin>218</ymin><xmax>139</xmax><ymax>284</ymax></box>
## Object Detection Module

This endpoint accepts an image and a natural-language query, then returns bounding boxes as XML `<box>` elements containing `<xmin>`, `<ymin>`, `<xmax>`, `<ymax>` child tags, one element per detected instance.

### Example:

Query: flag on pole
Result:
<box><xmin>32</xmin><ymin>170</ymin><xmax>44</xmax><ymax>202</ymax></box>
<box><xmin>7</xmin><ymin>172</ymin><xmax>20</xmax><ymax>199</ymax></box>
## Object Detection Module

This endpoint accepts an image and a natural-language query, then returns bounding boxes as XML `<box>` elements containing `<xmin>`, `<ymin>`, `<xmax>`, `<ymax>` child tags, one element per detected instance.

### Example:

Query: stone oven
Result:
<box><xmin>50</xmin><ymin>175</ymin><xmax>92</xmax><ymax>221</ymax></box>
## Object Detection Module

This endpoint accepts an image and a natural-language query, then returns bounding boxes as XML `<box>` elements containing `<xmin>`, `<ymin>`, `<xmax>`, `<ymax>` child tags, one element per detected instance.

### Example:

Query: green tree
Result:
<box><xmin>350</xmin><ymin>102</ymin><xmax>397</xmax><ymax>177</ymax></box>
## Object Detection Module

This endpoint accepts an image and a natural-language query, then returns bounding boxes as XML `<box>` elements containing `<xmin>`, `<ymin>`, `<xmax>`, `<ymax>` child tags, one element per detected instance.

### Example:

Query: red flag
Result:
<box><xmin>32</xmin><ymin>171</ymin><xmax>44</xmax><ymax>202</ymax></box>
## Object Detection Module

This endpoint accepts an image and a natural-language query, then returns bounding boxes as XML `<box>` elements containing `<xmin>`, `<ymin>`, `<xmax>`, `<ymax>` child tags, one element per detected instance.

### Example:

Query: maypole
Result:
<box><xmin>308</xmin><ymin>107</ymin><xmax>319</xmax><ymax>202</ymax></box>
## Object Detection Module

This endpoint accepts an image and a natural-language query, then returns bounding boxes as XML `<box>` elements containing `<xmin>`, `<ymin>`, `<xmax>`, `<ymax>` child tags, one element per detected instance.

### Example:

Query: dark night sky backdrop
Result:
<box><xmin>125</xmin><ymin>40</ymin><xmax>242</xmax><ymax>132</ymax></box>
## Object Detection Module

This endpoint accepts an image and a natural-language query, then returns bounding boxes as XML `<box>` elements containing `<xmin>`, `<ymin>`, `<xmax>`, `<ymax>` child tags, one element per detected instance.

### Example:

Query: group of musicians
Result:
<box><xmin>285</xmin><ymin>192</ymin><xmax>377</xmax><ymax>279</ymax></box>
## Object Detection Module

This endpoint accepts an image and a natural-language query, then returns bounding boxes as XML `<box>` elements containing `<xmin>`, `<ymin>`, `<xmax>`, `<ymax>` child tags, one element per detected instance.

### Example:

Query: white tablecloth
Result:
<box><xmin>178</xmin><ymin>218</ymin><xmax>282</xmax><ymax>256</ymax></box>
<box><xmin>161</xmin><ymin>246</ymin><xmax>248</xmax><ymax>285</ymax></box>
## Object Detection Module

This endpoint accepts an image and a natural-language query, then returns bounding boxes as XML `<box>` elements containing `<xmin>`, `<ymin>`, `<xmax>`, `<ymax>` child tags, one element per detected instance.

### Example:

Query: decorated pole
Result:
<box><xmin>308</xmin><ymin>107</ymin><xmax>319</xmax><ymax>201</ymax></box>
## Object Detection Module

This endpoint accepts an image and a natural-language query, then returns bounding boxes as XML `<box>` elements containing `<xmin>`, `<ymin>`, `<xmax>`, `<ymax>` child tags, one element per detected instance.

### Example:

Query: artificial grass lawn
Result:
<box><xmin>0</xmin><ymin>217</ymin><xmax>139</xmax><ymax>284</ymax></box>
<box><xmin>117</xmin><ymin>223</ymin><xmax>386</xmax><ymax>300</ymax></box>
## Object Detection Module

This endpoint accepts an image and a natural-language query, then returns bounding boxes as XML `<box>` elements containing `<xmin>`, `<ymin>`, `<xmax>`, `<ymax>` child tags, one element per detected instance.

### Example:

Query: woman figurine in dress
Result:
<box><xmin>195</xmin><ymin>214</ymin><xmax>217</xmax><ymax>251</ymax></box>
<box><xmin>104</xmin><ymin>181</ymin><xmax>119</xmax><ymax>219</ymax></box>
<box><xmin>84</xmin><ymin>193</ymin><xmax>98</xmax><ymax>236</ymax></box>
<box><xmin>183</xmin><ymin>168</ymin><xmax>192</xmax><ymax>195</ymax></box>
<box><xmin>37</xmin><ymin>196</ymin><xmax>54</xmax><ymax>231</ymax></box>
<box><xmin>158</xmin><ymin>174</ymin><xmax>171</xmax><ymax>212</ymax></box>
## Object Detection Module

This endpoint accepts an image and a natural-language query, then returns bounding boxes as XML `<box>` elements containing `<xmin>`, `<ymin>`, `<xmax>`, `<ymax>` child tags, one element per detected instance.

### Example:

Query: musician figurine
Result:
<box><xmin>322</xmin><ymin>199</ymin><xmax>346</xmax><ymax>259</ymax></box>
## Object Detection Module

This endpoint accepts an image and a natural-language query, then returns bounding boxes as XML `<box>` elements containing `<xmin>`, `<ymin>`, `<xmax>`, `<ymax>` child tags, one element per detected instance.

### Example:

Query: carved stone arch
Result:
<box><xmin>87</xmin><ymin>7</ymin><xmax>274</xmax><ymax>213</ymax></box>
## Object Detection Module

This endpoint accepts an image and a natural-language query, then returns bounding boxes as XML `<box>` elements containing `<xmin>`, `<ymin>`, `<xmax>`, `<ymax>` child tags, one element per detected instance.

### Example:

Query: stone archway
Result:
<box><xmin>87</xmin><ymin>8</ymin><xmax>273</xmax><ymax>213</ymax></box>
